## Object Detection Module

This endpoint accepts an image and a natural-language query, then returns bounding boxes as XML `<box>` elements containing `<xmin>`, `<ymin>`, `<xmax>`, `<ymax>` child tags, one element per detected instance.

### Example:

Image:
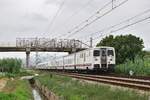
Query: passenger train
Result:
<box><xmin>36</xmin><ymin>47</ymin><xmax>115</xmax><ymax>72</ymax></box>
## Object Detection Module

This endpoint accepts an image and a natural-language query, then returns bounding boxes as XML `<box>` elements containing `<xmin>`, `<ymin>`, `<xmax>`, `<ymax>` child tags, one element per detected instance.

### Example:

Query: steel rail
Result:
<box><xmin>56</xmin><ymin>72</ymin><xmax>150</xmax><ymax>91</ymax></box>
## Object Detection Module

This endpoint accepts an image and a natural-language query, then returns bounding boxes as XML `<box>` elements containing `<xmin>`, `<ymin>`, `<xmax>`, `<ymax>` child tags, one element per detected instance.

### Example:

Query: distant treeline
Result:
<box><xmin>0</xmin><ymin>58</ymin><xmax>22</xmax><ymax>73</ymax></box>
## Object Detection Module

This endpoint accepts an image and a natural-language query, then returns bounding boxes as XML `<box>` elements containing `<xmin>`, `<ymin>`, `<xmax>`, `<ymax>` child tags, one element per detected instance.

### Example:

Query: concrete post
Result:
<box><xmin>26</xmin><ymin>48</ymin><xmax>30</xmax><ymax>68</ymax></box>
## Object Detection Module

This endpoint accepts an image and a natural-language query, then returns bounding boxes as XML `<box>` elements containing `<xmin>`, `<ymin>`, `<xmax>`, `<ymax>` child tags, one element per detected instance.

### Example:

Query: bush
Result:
<box><xmin>115</xmin><ymin>56</ymin><xmax>150</xmax><ymax>76</ymax></box>
<box><xmin>0</xmin><ymin>58</ymin><xmax>22</xmax><ymax>74</ymax></box>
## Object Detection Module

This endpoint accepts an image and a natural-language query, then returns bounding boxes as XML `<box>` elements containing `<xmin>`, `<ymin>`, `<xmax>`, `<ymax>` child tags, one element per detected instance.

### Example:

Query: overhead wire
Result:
<box><xmin>65</xmin><ymin>0</ymin><xmax>128</xmax><ymax>38</ymax></box>
<box><xmin>52</xmin><ymin>0</ymin><xmax>95</xmax><ymax>39</ymax></box>
<box><xmin>44</xmin><ymin>0</ymin><xmax>149</xmax><ymax>48</ymax></box>
<box><xmin>83</xmin><ymin>14</ymin><xmax>150</xmax><ymax>46</ymax></box>
<box><xmin>53</xmin><ymin>0</ymin><xmax>113</xmax><ymax>39</ymax></box>
<box><xmin>62</xmin><ymin>0</ymin><xmax>93</xmax><ymax>26</ymax></box>
<box><xmin>52</xmin><ymin>0</ymin><xmax>125</xmax><ymax>39</ymax></box>
<box><xmin>67</xmin><ymin>1</ymin><xmax>113</xmax><ymax>34</ymax></box>
<box><xmin>78</xmin><ymin>8</ymin><xmax>150</xmax><ymax>40</ymax></box>
<box><xmin>110</xmin><ymin>16</ymin><xmax>150</xmax><ymax>33</ymax></box>
<box><xmin>45</xmin><ymin>0</ymin><xmax>66</xmax><ymax>36</ymax></box>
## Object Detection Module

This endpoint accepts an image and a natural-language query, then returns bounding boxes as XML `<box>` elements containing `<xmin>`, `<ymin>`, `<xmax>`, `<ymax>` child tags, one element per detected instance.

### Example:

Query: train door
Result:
<box><xmin>93</xmin><ymin>49</ymin><xmax>100</xmax><ymax>69</ymax></box>
<box><xmin>107</xmin><ymin>48</ymin><xmax>115</xmax><ymax>71</ymax></box>
<box><xmin>101</xmin><ymin>48</ymin><xmax>107</xmax><ymax>68</ymax></box>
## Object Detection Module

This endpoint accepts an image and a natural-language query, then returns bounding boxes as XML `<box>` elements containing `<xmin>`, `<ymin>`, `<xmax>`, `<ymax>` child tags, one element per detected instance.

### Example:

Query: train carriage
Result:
<box><xmin>36</xmin><ymin>46</ymin><xmax>115</xmax><ymax>72</ymax></box>
<box><xmin>56</xmin><ymin>58</ymin><xmax>64</xmax><ymax>70</ymax></box>
<box><xmin>75</xmin><ymin>48</ymin><xmax>93</xmax><ymax>70</ymax></box>
<box><xmin>63</xmin><ymin>54</ymin><xmax>75</xmax><ymax>70</ymax></box>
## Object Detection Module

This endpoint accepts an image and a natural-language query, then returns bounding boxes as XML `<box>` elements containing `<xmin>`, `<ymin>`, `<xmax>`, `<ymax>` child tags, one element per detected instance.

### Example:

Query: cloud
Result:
<box><xmin>24</xmin><ymin>13</ymin><xmax>49</xmax><ymax>22</ymax></box>
<box><xmin>44</xmin><ymin>0</ymin><xmax>58</xmax><ymax>5</ymax></box>
<box><xmin>0</xmin><ymin>0</ymin><xmax>149</xmax><ymax>50</ymax></box>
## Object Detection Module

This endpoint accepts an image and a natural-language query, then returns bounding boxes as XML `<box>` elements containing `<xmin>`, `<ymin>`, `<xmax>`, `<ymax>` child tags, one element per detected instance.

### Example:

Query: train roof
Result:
<box><xmin>63</xmin><ymin>46</ymin><xmax>115</xmax><ymax>57</ymax></box>
<box><xmin>37</xmin><ymin>46</ymin><xmax>115</xmax><ymax>65</ymax></box>
<box><xmin>94</xmin><ymin>46</ymin><xmax>115</xmax><ymax>49</ymax></box>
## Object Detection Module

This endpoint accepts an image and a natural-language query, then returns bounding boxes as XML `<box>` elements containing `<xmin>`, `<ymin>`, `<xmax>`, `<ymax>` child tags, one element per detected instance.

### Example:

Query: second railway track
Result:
<box><xmin>56</xmin><ymin>72</ymin><xmax>150</xmax><ymax>91</ymax></box>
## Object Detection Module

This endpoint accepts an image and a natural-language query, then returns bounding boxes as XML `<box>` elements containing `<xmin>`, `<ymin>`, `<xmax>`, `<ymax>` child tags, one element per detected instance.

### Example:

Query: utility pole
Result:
<box><xmin>90</xmin><ymin>37</ymin><xmax>93</xmax><ymax>48</ymax></box>
<box><xmin>112</xmin><ymin>0</ymin><xmax>114</xmax><ymax>9</ymax></box>
<box><xmin>112</xmin><ymin>0</ymin><xmax>116</xmax><ymax>9</ymax></box>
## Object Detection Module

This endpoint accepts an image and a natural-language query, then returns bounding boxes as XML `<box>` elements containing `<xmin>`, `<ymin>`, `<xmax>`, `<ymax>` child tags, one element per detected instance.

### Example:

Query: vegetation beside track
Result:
<box><xmin>0</xmin><ymin>69</ymin><xmax>35</xmax><ymax>79</ymax></box>
<box><xmin>0</xmin><ymin>78</ymin><xmax>33</xmax><ymax>100</ymax></box>
<box><xmin>115</xmin><ymin>56</ymin><xmax>150</xmax><ymax>76</ymax></box>
<box><xmin>0</xmin><ymin>58</ymin><xmax>22</xmax><ymax>74</ymax></box>
<box><xmin>0</xmin><ymin>58</ymin><xmax>35</xmax><ymax>78</ymax></box>
<box><xmin>0</xmin><ymin>69</ymin><xmax>36</xmax><ymax>100</ymax></box>
<box><xmin>36</xmin><ymin>72</ymin><xmax>149</xmax><ymax>100</ymax></box>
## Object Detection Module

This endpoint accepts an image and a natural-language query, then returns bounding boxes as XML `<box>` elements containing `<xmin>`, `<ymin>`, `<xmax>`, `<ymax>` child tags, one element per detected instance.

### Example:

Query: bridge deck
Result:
<box><xmin>0</xmin><ymin>47</ymin><xmax>86</xmax><ymax>52</ymax></box>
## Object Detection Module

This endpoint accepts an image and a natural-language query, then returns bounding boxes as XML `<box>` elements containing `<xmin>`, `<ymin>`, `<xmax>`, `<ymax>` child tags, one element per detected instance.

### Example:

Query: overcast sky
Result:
<box><xmin>0</xmin><ymin>0</ymin><xmax>150</xmax><ymax>58</ymax></box>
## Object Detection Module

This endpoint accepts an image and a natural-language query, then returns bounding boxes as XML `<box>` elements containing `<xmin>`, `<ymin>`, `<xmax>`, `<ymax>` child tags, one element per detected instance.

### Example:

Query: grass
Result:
<box><xmin>36</xmin><ymin>72</ymin><xmax>149</xmax><ymax>100</ymax></box>
<box><xmin>0</xmin><ymin>69</ymin><xmax>35</xmax><ymax>79</ymax></box>
<box><xmin>115</xmin><ymin>56</ymin><xmax>150</xmax><ymax>76</ymax></box>
<box><xmin>0</xmin><ymin>78</ymin><xmax>33</xmax><ymax>100</ymax></box>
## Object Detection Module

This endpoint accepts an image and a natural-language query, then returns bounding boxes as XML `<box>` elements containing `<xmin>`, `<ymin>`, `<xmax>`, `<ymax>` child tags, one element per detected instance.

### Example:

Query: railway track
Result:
<box><xmin>56</xmin><ymin>72</ymin><xmax>150</xmax><ymax>91</ymax></box>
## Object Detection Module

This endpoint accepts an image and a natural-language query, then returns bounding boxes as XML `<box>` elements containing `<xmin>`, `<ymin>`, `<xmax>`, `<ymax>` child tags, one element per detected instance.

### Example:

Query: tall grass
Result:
<box><xmin>36</xmin><ymin>73</ymin><xmax>149</xmax><ymax>100</ymax></box>
<box><xmin>115</xmin><ymin>56</ymin><xmax>150</xmax><ymax>76</ymax></box>
<box><xmin>0</xmin><ymin>79</ymin><xmax>33</xmax><ymax>100</ymax></box>
<box><xmin>0</xmin><ymin>58</ymin><xmax>22</xmax><ymax>74</ymax></box>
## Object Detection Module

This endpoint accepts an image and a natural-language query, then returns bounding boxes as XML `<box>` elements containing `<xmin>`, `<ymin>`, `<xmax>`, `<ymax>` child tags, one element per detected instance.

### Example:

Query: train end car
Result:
<box><xmin>92</xmin><ymin>47</ymin><xmax>115</xmax><ymax>72</ymax></box>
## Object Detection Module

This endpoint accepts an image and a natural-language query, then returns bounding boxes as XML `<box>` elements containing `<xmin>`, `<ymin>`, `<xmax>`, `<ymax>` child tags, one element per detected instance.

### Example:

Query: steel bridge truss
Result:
<box><xmin>16</xmin><ymin>38</ymin><xmax>87</xmax><ymax>49</ymax></box>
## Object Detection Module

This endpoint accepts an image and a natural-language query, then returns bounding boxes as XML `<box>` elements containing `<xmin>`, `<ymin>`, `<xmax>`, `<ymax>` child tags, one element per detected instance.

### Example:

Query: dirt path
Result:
<box><xmin>0</xmin><ymin>78</ymin><xmax>8</xmax><ymax>91</ymax></box>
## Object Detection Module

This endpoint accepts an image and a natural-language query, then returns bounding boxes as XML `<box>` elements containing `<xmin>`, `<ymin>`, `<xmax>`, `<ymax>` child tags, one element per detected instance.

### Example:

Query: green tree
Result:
<box><xmin>96</xmin><ymin>34</ymin><xmax>144</xmax><ymax>64</ymax></box>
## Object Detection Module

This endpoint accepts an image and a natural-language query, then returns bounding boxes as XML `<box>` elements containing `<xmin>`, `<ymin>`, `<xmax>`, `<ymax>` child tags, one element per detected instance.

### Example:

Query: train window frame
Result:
<box><xmin>93</xmin><ymin>50</ymin><xmax>100</xmax><ymax>56</ymax></box>
<box><xmin>108</xmin><ymin>50</ymin><xmax>114</xmax><ymax>56</ymax></box>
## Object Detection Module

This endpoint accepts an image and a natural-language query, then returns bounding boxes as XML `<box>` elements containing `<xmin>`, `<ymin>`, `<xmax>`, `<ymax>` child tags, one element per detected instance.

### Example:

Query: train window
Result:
<box><xmin>108</xmin><ymin>50</ymin><xmax>114</xmax><ymax>56</ymax></box>
<box><xmin>93</xmin><ymin>50</ymin><xmax>100</xmax><ymax>56</ymax></box>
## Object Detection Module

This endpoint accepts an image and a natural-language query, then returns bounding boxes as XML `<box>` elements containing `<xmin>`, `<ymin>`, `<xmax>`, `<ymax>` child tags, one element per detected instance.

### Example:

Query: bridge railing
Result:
<box><xmin>16</xmin><ymin>38</ymin><xmax>89</xmax><ymax>49</ymax></box>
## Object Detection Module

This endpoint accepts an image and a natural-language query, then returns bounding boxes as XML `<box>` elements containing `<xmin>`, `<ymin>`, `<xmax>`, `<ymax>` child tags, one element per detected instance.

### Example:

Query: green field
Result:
<box><xmin>0</xmin><ymin>78</ymin><xmax>33</xmax><ymax>100</ymax></box>
<box><xmin>36</xmin><ymin>72</ymin><xmax>149</xmax><ymax>100</ymax></box>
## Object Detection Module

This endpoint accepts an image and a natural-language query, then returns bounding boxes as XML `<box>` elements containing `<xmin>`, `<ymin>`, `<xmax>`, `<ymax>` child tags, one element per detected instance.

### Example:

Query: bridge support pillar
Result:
<box><xmin>26</xmin><ymin>48</ymin><xmax>30</xmax><ymax>68</ymax></box>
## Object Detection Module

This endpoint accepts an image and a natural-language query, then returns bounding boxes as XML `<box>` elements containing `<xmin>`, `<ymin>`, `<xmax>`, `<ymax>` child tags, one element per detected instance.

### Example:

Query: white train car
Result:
<box><xmin>75</xmin><ymin>48</ymin><xmax>93</xmax><ymax>70</ymax></box>
<box><xmin>36</xmin><ymin>62</ymin><xmax>49</xmax><ymax>69</ymax></box>
<box><xmin>37</xmin><ymin>46</ymin><xmax>115</xmax><ymax>72</ymax></box>
<box><xmin>63</xmin><ymin>47</ymin><xmax>115</xmax><ymax>71</ymax></box>
<box><xmin>56</xmin><ymin>58</ymin><xmax>64</xmax><ymax>70</ymax></box>
<box><xmin>64</xmin><ymin>54</ymin><xmax>75</xmax><ymax>70</ymax></box>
